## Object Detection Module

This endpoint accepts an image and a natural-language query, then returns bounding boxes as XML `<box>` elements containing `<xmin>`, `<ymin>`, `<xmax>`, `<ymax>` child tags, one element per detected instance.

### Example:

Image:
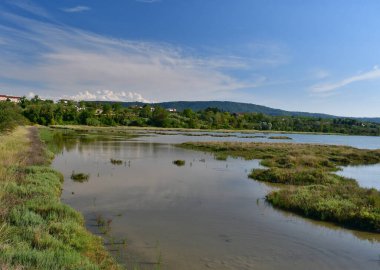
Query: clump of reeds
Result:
<box><xmin>71</xmin><ymin>171</ymin><xmax>89</xmax><ymax>182</ymax></box>
<box><xmin>172</xmin><ymin>160</ymin><xmax>185</xmax><ymax>166</ymax></box>
<box><xmin>110</xmin><ymin>158</ymin><xmax>123</xmax><ymax>165</ymax></box>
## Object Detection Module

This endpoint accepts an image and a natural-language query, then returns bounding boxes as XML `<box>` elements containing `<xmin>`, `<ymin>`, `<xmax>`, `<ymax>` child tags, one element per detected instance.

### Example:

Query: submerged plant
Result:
<box><xmin>96</xmin><ymin>214</ymin><xmax>113</xmax><ymax>235</ymax></box>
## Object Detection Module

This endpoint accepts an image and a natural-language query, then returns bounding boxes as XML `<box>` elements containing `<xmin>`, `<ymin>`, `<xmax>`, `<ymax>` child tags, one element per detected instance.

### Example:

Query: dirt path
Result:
<box><xmin>25</xmin><ymin>126</ymin><xmax>47</xmax><ymax>166</ymax></box>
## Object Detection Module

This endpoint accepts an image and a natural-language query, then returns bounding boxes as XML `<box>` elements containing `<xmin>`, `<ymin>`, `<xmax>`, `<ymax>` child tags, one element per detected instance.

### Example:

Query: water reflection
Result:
<box><xmin>51</xmin><ymin>130</ymin><xmax>380</xmax><ymax>270</ymax></box>
<box><xmin>137</xmin><ymin>130</ymin><xmax>380</xmax><ymax>149</ymax></box>
<box><xmin>337</xmin><ymin>164</ymin><xmax>380</xmax><ymax>190</ymax></box>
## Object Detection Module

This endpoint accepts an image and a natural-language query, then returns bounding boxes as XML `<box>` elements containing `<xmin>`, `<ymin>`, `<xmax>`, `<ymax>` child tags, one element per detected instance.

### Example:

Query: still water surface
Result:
<box><xmin>52</xmin><ymin>131</ymin><xmax>380</xmax><ymax>270</ymax></box>
<box><xmin>337</xmin><ymin>164</ymin><xmax>380</xmax><ymax>190</ymax></box>
<box><xmin>137</xmin><ymin>130</ymin><xmax>380</xmax><ymax>149</ymax></box>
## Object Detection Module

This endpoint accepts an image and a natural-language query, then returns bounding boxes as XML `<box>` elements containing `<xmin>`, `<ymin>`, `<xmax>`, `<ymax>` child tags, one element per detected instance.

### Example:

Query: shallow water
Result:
<box><xmin>52</xmin><ymin>132</ymin><xmax>380</xmax><ymax>270</ymax></box>
<box><xmin>337</xmin><ymin>164</ymin><xmax>380</xmax><ymax>190</ymax></box>
<box><xmin>136</xmin><ymin>130</ymin><xmax>380</xmax><ymax>149</ymax></box>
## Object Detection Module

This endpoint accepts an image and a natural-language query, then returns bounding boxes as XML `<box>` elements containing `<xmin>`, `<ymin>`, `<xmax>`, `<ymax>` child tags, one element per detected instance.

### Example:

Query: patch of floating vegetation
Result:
<box><xmin>173</xmin><ymin>160</ymin><xmax>186</xmax><ymax>166</ymax></box>
<box><xmin>110</xmin><ymin>158</ymin><xmax>123</xmax><ymax>165</ymax></box>
<box><xmin>268</xmin><ymin>136</ymin><xmax>292</xmax><ymax>140</ymax></box>
<box><xmin>71</xmin><ymin>171</ymin><xmax>90</xmax><ymax>182</ymax></box>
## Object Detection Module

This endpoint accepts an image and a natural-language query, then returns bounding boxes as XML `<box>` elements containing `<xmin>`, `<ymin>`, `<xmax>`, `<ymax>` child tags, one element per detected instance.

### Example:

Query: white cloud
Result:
<box><xmin>65</xmin><ymin>90</ymin><xmax>151</xmax><ymax>103</ymax></box>
<box><xmin>7</xmin><ymin>0</ymin><xmax>50</xmax><ymax>18</ymax></box>
<box><xmin>311</xmin><ymin>67</ymin><xmax>380</xmax><ymax>93</ymax></box>
<box><xmin>0</xmin><ymin>11</ymin><xmax>283</xmax><ymax>102</ymax></box>
<box><xmin>62</xmin><ymin>6</ymin><xmax>91</xmax><ymax>13</ymax></box>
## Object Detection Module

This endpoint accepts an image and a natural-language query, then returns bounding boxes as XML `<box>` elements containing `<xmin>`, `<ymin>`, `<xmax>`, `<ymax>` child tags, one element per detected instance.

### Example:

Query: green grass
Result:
<box><xmin>0</xmin><ymin>127</ymin><xmax>120</xmax><ymax>269</ymax></box>
<box><xmin>180</xmin><ymin>141</ymin><xmax>380</xmax><ymax>232</ymax></box>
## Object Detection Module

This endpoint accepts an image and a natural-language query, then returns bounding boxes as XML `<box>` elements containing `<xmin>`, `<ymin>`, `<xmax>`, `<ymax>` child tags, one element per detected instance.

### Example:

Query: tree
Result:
<box><xmin>151</xmin><ymin>106</ymin><xmax>169</xmax><ymax>127</ymax></box>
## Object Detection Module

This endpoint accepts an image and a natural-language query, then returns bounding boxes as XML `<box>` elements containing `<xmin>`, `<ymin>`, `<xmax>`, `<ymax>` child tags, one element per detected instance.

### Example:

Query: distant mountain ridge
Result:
<box><xmin>94</xmin><ymin>100</ymin><xmax>380</xmax><ymax>124</ymax></box>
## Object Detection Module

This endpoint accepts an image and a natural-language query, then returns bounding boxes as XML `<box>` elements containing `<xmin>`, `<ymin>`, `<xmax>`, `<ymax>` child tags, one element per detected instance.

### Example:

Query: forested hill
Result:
<box><xmin>159</xmin><ymin>101</ymin><xmax>334</xmax><ymax>117</ymax></box>
<box><xmin>98</xmin><ymin>101</ymin><xmax>380</xmax><ymax>123</ymax></box>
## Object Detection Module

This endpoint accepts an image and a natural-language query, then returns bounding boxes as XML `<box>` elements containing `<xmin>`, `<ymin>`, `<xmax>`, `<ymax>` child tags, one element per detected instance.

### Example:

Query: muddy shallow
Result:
<box><xmin>52</xmin><ymin>132</ymin><xmax>380</xmax><ymax>270</ymax></box>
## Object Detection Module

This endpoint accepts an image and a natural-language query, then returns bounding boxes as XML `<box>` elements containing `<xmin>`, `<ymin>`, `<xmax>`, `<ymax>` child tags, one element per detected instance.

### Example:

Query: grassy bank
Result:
<box><xmin>180</xmin><ymin>141</ymin><xmax>380</xmax><ymax>232</ymax></box>
<box><xmin>0</xmin><ymin>127</ymin><xmax>120</xmax><ymax>270</ymax></box>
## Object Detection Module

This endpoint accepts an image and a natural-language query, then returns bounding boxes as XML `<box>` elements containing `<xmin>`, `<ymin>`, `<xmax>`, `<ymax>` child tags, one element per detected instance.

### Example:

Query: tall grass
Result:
<box><xmin>0</xmin><ymin>127</ymin><xmax>29</xmax><ymax>176</ymax></box>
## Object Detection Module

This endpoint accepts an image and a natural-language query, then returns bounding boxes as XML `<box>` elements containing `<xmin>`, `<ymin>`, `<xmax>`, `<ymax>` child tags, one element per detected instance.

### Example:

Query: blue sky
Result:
<box><xmin>1</xmin><ymin>0</ymin><xmax>380</xmax><ymax>116</ymax></box>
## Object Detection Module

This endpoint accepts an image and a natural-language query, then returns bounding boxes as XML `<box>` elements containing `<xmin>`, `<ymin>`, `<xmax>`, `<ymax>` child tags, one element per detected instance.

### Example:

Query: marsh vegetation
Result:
<box><xmin>50</xmin><ymin>127</ymin><xmax>380</xmax><ymax>269</ymax></box>
<box><xmin>181</xmin><ymin>141</ymin><xmax>380</xmax><ymax>232</ymax></box>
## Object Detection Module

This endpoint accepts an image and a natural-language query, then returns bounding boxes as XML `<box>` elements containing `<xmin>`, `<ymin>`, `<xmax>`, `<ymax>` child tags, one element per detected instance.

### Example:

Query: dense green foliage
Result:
<box><xmin>1</xmin><ymin>96</ymin><xmax>380</xmax><ymax>135</ymax></box>
<box><xmin>89</xmin><ymin>100</ymin><xmax>380</xmax><ymax>124</ymax></box>
<box><xmin>0</xmin><ymin>102</ymin><xmax>27</xmax><ymax>132</ymax></box>
<box><xmin>180</xmin><ymin>141</ymin><xmax>380</xmax><ymax>232</ymax></box>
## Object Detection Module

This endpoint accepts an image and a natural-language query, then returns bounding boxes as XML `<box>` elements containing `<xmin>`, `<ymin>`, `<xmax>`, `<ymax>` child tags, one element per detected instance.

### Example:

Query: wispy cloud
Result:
<box><xmin>311</xmin><ymin>69</ymin><xmax>330</xmax><ymax>79</ymax></box>
<box><xmin>311</xmin><ymin>66</ymin><xmax>380</xmax><ymax>93</ymax></box>
<box><xmin>7</xmin><ymin>0</ymin><xmax>50</xmax><ymax>18</ymax></box>
<box><xmin>62</xmin><ymin>6</ymin><xmax>91</xmax><ymax>13</ymax></box>
<box><xmin>0</xmin><ymin>6</ymin><xmax>285</xmax><ymax>102</ymax></box>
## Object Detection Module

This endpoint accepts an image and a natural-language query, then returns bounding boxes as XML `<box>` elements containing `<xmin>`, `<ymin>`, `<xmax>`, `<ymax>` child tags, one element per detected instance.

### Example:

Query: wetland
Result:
<box><xmin>47</xmin><ymin>127</ymin><xmax>380</xmax><ymax>270</ymax></box>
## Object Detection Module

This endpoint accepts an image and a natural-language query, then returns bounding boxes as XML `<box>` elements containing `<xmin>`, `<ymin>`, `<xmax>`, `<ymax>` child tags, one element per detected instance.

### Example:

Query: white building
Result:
<box><xmin>0</xmin><ymin>95</ymin><xmax>21</xmax><ymax>103</ymax></box>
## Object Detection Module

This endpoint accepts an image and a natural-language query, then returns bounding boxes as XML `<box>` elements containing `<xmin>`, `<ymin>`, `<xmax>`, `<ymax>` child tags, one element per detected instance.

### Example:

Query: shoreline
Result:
<box><xmin>0</xmin><ymin>126</ymin><xmax>120</xmax><ymax>269</ymax></box>
<box><xmin>49</xmin><ymin>124</ymin><xmax>375</xmax><ymax>137</ymax></box>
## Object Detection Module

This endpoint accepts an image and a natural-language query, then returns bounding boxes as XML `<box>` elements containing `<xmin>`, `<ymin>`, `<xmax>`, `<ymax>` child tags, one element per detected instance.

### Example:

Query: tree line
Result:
<box><xmin>0</xmin><ymin>95</ymin><xmax>379</xmax><ymax>136</ymax></box>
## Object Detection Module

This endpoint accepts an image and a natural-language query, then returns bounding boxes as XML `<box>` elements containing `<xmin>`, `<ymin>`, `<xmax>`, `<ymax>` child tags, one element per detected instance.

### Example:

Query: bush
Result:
<box><xmin>0</xmin><ymin>102</ymin><xmax>27</xmax><ymax>132</ymax></box>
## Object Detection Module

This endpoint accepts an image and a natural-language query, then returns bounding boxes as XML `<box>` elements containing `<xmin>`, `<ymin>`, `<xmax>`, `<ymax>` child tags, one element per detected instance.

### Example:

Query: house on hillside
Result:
<box><xmin>0</xmin><ymin>95</ymin><xmax>21</xmax><ymax>103</ymax></box>
<box><xmin>95</xmin><ymin>108</ymin><xmax>104</xmax><ymax>115</ymax></box>
<box><xmin>166</xmin><ymin>108</ymin><xmax>177</xmax><ymax>112</ymax></box>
